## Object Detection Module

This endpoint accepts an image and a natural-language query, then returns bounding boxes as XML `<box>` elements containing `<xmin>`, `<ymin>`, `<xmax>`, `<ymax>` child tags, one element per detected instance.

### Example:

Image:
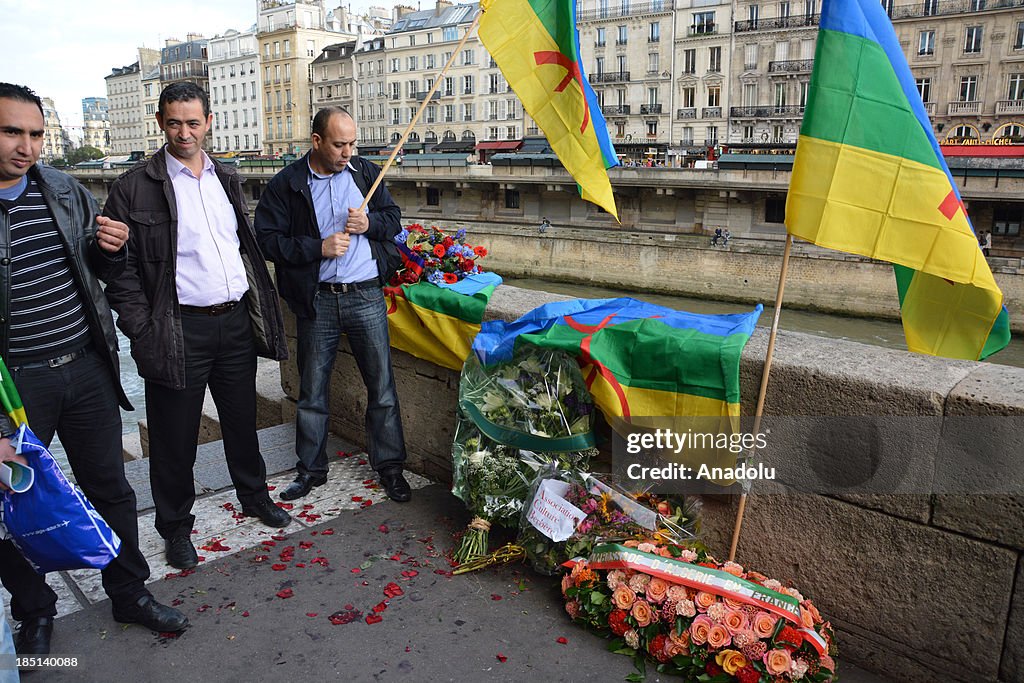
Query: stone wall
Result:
<box><xmin>277</xmin><ymin>283</ymin><xmax>1024</xmax><ymax>683</ymax></box>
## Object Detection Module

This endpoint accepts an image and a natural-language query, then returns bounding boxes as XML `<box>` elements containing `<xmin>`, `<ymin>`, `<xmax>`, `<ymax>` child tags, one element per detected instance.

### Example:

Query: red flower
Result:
<box><xmin>433</xmin><ymin>244</ymin><xmax>446</xmax><ymax>258</ymax></box>
<box><xmin>442</xmin><ymin>272</ymin><xmax>458</xmax><ymax>284</ymax></box>
<box><xmin>736</xmin><ymin>666</ymin><xmax>761</xmax><ymax>683</ymax></box>
<box><xmin>463</xmin><ymin>259</ymin><xmax>475</xmax><ymax>271</ymax></box>
<box><xmin>442</xmin><ymin>236</ymin><xmax>454</xmax><ymax>249</ymax></box>
<box><xmin>777</xmin><ymin>625</ymin><xmax>803</xmax><ymax>647</ymax></box>
<box><xmin>647</xmin><ymin>634</ymin><xmax>670</xmax><ymax>663</ymax></box>
<box><xmin>705</xmin><ymin>662</ymin><xmax>723</xmax><ymax>676</ymax></box>
<box><xmin>608</xmin><ymin>609</ymin><xmax>630</xmax><ymax>636</ymax></box>
<box><xmin>473</xmin><ymin>246</ymin><xmax>487</xmax><ymax>257</ymax></box>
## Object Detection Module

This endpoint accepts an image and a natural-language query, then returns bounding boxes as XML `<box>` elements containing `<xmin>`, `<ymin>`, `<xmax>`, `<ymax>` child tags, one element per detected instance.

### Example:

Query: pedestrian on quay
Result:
<box><xmin>103</xmin><ymin>82</ymin><xmax>291</xmax><ymax>571</ymax></box>
<box><xmin>254</xmin><ymin>107</ymin><xmax>412</xmax><ymax>504</ymax></box>
<box><xmin>0</xmin><ymin>83</ymin><xmax>187</xmax><ymax>652</ymax></box>
<box><xmin>539</xmin><ymin>216</ymin><xmax>551</xmax><ymax>234</ymax></box>
<box><xmin>982</xmin><ymin>231</ymin><xmax>992</xmax><ymax>257</ymax></box>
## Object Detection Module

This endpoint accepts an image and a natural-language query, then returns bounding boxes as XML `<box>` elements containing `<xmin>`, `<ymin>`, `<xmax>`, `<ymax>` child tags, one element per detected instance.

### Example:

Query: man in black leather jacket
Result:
<box><xmin>0</xmin><ymin>83</ymin><xmax>187</xmax><ymax>655</ymax></box>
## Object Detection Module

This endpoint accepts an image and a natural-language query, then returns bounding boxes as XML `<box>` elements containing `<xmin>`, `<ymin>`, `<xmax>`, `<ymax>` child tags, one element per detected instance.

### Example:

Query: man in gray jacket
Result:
<box><xmin>0</xmin><ymin>83</ymin><xmax>187</xmax><ymax>655</ymax></box>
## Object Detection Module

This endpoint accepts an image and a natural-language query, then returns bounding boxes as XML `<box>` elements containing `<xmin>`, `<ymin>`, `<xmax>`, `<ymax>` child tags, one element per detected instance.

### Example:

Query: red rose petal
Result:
<box><xmin>383</xmin><ymin>582</ymin><xmax>404</xmax><ymax>598</ymax></box>
<box><xmin>329</xmin><ymin>609</ymin><xmax>362</xmax><ymax>625</ymax></box>
<box><xmin>302</xmin><ymin>504</ymin><xmax>314</xmax><ymax>510</ymax></box>
<box><xmin>351</xmin><ymin>496</ymin><xmax>363</xmax><ymax>502</ymax></box>
<box><xmin>401</xmin><ymin>570</ymin><xmax>419</xmax><ymax>578</ymax></box>
<box><xmin>351</xmin><ymin>568</ymin><xmax>361</xmax><ymax>573</ymax></box>
<box><xmin>372</xmin><ymin>601</ymin><xmax>388</xmax><ymax>613</ymax></box>
<box><xmin>491</xmin><ymin>594</ymin><xmax>502</xmax><ymax>601</ymax></box>
<box><xmin>200</xmin><ymin>538</ymin><xmax>231</xmax><ymax>552</ymax></box>
<box><xmin>405</xmin><ymin>646</ymin><xmax>411</xmax><ymax>653</ymax></box>
<box><xmin>241</xmin><ymin>611</ymin><xmax>250</xmax><ymax>617</ymax></box>
<box><xmin>378</xmin><ymin>525</ymin><xmax>389</xmax><ymax>534</ymax></box>
<box><xmin>365</xmin><ymin>614</ymin><xmax>383</xmax><ymax>624</ymax></box>
<box><xmin>276</xmin><ymin>503</ymin><xmax>293</xmax><ymax>511</ymax></box>
<box><xmin>295</xmin><ymin>563</ymin><xmax>306</xmax><ymax>568</ymax></box>
<box><xmin>496</xmin><ymin>654</ymin><xmax>507</xmax><ymax>663</ymax></box>
<box><xmin>556</xmin><ymin>637</ymin><xmax>568</xmax><ymax>645</ymax></box>
<box><xmin>361</xmin><ymin>581</ymin><xmax>369</xmax><ymax>586</ymax></box>
<box><xmin>276</xmin><ymin>588</ymin><xmax>294</xmax><ymax>599</ymax></box>
<box><xmin>357</xmin><ymin>458</ymin><xmax>368</xmax><ymax>465</ymax></box>
<box><xmin>196</xmin><ymin>604</ymin><xmax>211</xmax><ymax>613</ymax></box>
<box><xmin>261</xmin><ymin>540</ymin><xmax>276</xmax><ymax>547</ymax></box>
<box><xmin>299</xmin><ymin>541</ymin><xmax>314</xmax><ymax>549</ymax></box>
<box><xmin>321</xmin><ymin>529</ymin><xmax>335</xmax><ymax>535</ymax></box>
<box><xmin>271</xmin><ymin>564</ymin><xmax>287</xmax><ymax>571</ymax></box>
<box><xmin>306</xmin><ymin>612</ymin><xmax>318</xmax><ymax>618</ymax></box>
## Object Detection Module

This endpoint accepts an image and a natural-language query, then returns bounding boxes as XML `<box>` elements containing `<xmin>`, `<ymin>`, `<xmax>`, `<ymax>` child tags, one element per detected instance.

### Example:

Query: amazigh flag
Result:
<box><xmin>786</xmin><ymin>0</ymin><xmax>1009</xmax><ymax>360</ymax></box>
<box><xmin>386</xmin><ymin>273</ymin><xmax>502</xmax><ymax>370</ymax></box>
<box><xmin>0</xmin><ymin>359</ymin><xmax>27</xmax><ymax>429</ymax></box>
<box><xmin>479</xmin><ymin>0</ymin><xmax>620</xmax><ymax>218</ymax></box>
<box><xmin>472</xmin><ymin>298</ymin><xmax>762</xmax><ymax>422</ymax></box>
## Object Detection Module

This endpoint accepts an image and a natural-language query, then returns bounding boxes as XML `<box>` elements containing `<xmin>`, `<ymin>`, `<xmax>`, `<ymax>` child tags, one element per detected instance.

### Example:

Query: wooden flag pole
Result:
<box><xmin>358</xmin><ymin>11</ymin><xmax>483</xmax><ymax>212</ymax></box>
<box><xmin>727</xmin><ymin>232</ymin><xmax>793</xmax><ymax>562</ymax></box>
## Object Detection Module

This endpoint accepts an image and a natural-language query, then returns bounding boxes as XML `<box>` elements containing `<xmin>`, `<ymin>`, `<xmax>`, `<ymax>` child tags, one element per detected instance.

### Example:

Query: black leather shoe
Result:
<box><xmin>15</xmin><ymin>616</ymin><xmax>53</xmax><ymax>655</ymax></box>
<box><xmin>380</xmin><ymin>468</ymin><xmax>411</xmax><ymax>503</ymax></box>
<box><xmin>279</xmin><ymin>473</ymin><xmax>327</xmax><ymax>501</ymax></box>
<box><xmin>113</xmin><ymin>594</ymin><xmax>189</xmax><ymax>632</ymax></box>
<box><xmin>165</xmin><ymin>535</ymin><xmax>198</xmax><ymax>570</ymax></box>
<box><xmin>242</xmin><ymin>497</ymin><xmax>292</xmax><ymax>528</ymax></box>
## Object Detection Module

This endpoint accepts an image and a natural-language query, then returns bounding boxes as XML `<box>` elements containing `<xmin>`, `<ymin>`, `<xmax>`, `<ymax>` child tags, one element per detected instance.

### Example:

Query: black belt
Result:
<box><xmin>318</xmin><ymin>279</ymin><xmax>380</xmax><ymax>294</ymax></box>
<box><xmin>179</xmin><ymin>301</ymin><xmax>240</xmax><ymax>316</ymax></box>
<box><xmin>10</xmin><ymin>346</ymin><xmax>90</xmax><ymax>370</ymax></box>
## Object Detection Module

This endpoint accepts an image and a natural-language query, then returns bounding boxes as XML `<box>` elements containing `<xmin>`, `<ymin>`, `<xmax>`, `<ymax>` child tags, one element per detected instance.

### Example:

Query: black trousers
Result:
<box><xmin>145</xmin><ymin>302</ymin><xmax>269</xmax><ymax>539</ymax></box>
<box><xmin>0</xmin><ymin>351</ymin><xmax>150</xmax><ymax>621</ymax></box>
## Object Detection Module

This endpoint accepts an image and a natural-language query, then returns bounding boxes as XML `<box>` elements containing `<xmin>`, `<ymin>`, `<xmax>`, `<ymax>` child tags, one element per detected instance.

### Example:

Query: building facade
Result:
<box><xmin>40</xmin><ymin>97</ymin><xmax>67</xmax><ymax>162</ymax></box>
<box><xmin>311</xmin><ymin>41</ymin><xmax>358</xmax><ymax>119</ymax></box>
<box><xmin>209</xmin><ymin>27</ymin><xmax>263</xmax><ymax>153</ymax></box>
<box><xmin>81</xmin><ymin>96</ymin><xmax>110</xmax><ymax>152</ymax></box>
<box><xmin>257</xmin><ymin>0</ymin><xmax>358</xmax><ymax>155</ymax></box>
<box><xmin>105</xmin><ymin>48</ymin><xmax>160</xmax><ymax>155</ymax></box>
<box><xmin>160</xmin><ymin>35</ymin><xmax>210</xmax><ymax>92</ymax></box>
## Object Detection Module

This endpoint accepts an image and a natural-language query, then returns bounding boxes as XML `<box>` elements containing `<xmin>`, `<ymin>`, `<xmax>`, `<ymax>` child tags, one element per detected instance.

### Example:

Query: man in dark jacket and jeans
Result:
<box><xmin>254</xmin><ymin>107</ymin><xmax>411</xmax><ymax>503</ymax></box>
<box><xmin>103</xmin><ymin>83</ymin><xmax>291</xmax><ymax>571</ymax></box>
<box><xmin>0</xmin><ymin>83</ymin><xmax>187</xmax><ymax>654</ymax></box>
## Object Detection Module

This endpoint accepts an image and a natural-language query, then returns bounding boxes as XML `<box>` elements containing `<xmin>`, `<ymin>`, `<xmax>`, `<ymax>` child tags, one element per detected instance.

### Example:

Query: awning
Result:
<box><xmin>357</xmin><ymin>144</ymin><xmax>387</xmax><ymax>154</ymax></box>
<box><xmin>476</xmin><ymin>140</ymin><xmax>523</xmax><ymax>151</ymax></box>
<box><xmin>519</xmin><ymin>137</ymin><xmax>552</xmax><ymax>154</ymax></box>
<box><xmin>430</xmin><ymin>139</ymin><xmax>476</xmax><ymax>153</ymax></box>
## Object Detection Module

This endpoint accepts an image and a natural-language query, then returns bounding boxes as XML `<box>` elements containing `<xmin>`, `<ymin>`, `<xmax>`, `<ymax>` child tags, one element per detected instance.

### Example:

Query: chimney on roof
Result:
<box><xmin>435</xmin><ymin>0</ymin><xmax>452</xmax><ymax>14</ymax></box>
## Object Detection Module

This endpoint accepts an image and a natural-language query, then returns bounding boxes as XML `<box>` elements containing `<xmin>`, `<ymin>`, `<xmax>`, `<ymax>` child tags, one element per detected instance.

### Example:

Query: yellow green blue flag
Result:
<box><xmin>0</xmin><ymin>358</ymin><xmax>28</xmax><ymax>428</ymax></box>
<box><xmin>479</xmin><ymin>0</ymin><xmax>620</xmax><ymax>219</ymax></box>
<box><xmin>786</xmin><ymin>0</ymin><xmax>1010</xmax><ymax>360</ymax></box>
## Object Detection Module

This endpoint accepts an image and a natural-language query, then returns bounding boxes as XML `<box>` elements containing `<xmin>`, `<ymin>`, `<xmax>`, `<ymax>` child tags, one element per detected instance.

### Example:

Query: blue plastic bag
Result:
<box><xmin>1</xmin><ymin>424</ymin><xmax>121</xmax><ymax>573</ymax></box>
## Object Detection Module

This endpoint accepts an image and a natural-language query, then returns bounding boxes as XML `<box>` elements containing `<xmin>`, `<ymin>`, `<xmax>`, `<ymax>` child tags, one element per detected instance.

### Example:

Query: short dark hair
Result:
<box><xmin>311</xmin><ymin>106</ymin><xmax>352</xmax><ymax>138</ymax></box>
<box><xmin>0</xmin><ymin>83</ymin><xmax>44</xmax><ymax>116</ymax></box>
<box><xmin>158</xmin><ymin>82</ymin><xmax>210</xmax><ymax>118</ymax></box>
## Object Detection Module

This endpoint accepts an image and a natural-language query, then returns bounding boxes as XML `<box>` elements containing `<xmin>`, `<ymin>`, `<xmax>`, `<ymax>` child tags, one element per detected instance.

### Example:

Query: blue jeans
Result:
<box><xmin>0</xmin><ymin>595</ymin><xmax>16</xmax><ymax>683</ymax></box>
<box><xmin>295</xmin><ymin>287</ymin><xmax>406</xmax><ymax>476</ymax></box>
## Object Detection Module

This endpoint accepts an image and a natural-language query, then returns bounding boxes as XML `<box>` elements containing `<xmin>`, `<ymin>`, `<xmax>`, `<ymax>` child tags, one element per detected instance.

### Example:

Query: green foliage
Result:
<box><xmin>67</xmin><ymin>146</ymin><xmax>105</xmax><ymax>165</ymax></box>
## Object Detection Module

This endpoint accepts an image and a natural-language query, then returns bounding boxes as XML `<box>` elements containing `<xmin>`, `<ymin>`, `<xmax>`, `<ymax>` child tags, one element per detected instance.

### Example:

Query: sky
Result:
<box><xmin>1</xmin><ymin>0</ymin><xmax>380</xmax><ymax>139</ymax></box>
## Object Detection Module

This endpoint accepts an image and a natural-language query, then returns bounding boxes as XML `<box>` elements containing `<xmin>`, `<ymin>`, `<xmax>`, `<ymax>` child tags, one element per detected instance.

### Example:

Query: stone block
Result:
<box><xmin>121</xmin><ymin>430</ymin><xmax>144</xmax><ymax>462</ymax></box>
<box><xmin>1003</xmin><ymin>560</ymin><xmax>1024</xmax><ymax>682</ymax></box>
<box><xmin>700</xmin><ymin>492</ymin><xmax>1015</xmax><ymax>681</ymax></box>
<box><xmin>932</xmin><ymin>494</ymin><xmax>1024</xmax><ymax>550</ymax></box>
<box><xmin>947</xmin><ymin>363</ymin><xmax>1024</xmax><ymax>417</ymax></box>
<box><xmin>138</xmin><ymin>418</ymin><xmax>150</xmax><ymax>458</ymax></box>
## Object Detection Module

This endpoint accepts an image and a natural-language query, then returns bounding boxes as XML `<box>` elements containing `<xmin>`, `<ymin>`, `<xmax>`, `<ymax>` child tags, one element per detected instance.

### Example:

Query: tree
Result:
<box><xmin>66</xmin><ymin>146</ymin><xmax>105</xmax><ymax>165</ymax></box>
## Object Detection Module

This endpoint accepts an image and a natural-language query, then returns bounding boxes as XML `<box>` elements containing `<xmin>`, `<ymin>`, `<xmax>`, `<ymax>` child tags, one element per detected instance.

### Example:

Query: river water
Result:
<box><xmin>504</xmin><ymin>277</ymin><xmax>1024</xmax><ymax>369</ymax></box>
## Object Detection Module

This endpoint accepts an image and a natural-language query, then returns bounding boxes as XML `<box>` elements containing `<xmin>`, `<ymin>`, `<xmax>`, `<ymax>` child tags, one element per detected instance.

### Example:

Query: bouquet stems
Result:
<box><xmin>453</xmin><ymin>516</ymin><xmax>492</xmax><ymax>565</ymax></box>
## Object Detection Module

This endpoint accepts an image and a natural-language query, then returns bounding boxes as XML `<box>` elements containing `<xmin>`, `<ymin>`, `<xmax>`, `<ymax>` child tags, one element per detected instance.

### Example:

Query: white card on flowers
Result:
<box><xmin>526</xmin><ymin>479</ymin><xmax>586</xmax><ymax>542</ymax></box>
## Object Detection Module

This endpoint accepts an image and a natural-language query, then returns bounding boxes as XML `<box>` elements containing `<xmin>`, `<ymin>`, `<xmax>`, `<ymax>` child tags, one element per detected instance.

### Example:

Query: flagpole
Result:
<box><xmin>358</xmin><ymin>11</ymin><xmax>483</xmax><ymax>212</ymax></box>
<box><xmin>727</xmin><ymin>232</ymin><xmax>792</xmax><ymax>562</ymax></box>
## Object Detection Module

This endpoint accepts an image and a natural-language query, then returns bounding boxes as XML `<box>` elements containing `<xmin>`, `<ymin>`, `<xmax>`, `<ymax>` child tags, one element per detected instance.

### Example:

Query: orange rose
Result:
<box><xmin>689</xmin><ymin>614</ymin><xmax>712</xmax><ymax>645</ymax></box>
<box><xmin>763</xmin><ymin>648</ymin><xmax>792</xmax><ymax>675</ymax></box>
<box><xmin>694</xmin><ymin>591</ymin><xmax>717</xmax><ymax>612</ymax></box>
<box><xmin>707</xmin><ymin>624</ymin><xmax>732</xmax><ymax>649</ymax></box>
<box><xmin>715</xmin><ymin>649</ymin><xmax>749</xmax><ymax>676</ymax></box>
<box><xmin>645</xmin><ymin>578</ymin><xmax>670</xmax><ymax>604</ymax></box>
<box><xmin>722</xmin><ymin>561</ymin><xmax>744</xmax><ymax>577</ymax></box>
<box><xmin>802</xmin><ymin>600</ymin><xmax>823</xmax><ymax>625</ymax></box>
<box><xmin>612</xmin><ymin>585</ymin><xmax>637</xmax><ymax>610</ymax></box>
<box><xmin>752</xmin><ymin>611</ymin><xmax>778</xmax><ymax>638</ymax></box>
<box><xmin>631</xmin><ymin>600</ymin><xmax>654</xmax><ymax>627</ymax></box>
<box><xmin>723</xmin><ymin>608</ymin><xmax>750</xmax><ymax>635</ymax></box>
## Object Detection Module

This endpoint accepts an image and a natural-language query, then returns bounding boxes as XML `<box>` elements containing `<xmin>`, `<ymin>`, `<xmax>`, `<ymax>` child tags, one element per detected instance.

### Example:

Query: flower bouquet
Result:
<box><xmin>391</xmin><ymin>223</ymin><xmax>489</xmax><ymax>286</ymax></box>
<box><xmin>518</xmin><ymin>469</ymin><xmax>702</xmax><ymax>575</ymax></box>
<box><xmin>561</xmin><ymin>540</ymin><xmax>837</xmax><ymax>682</ymax></box>
<box><xmin>451</xmin><ymin>345</ymin><xmax>597</xmax><ymax>565</ymax></box>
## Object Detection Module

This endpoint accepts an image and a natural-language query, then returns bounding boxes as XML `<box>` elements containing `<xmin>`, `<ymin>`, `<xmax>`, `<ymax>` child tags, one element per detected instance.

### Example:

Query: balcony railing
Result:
<box><xmin>679</xmin><ymin>138</ymin><xmax>694</xmax><ymax>147</ymax></box>
<box><xmin>703</xmin><ymin>139</ymin><xmax>719</xmax><ymax>146</ymax></box>
<box><xmin>616</xmin><ymin>39</ymin><xmax>628</xmax><ymax>45</ymax></box>
<box><xmin>890</xmin><ymin>0</ymin><xmax>1024</xmax><ymax>21</ymax></box>
<box><xmin>688</xmin><ymin>24</ymin><xmax>717</xmax><ymax>36</ymax></box>
<box><xmin>996</xmin><ymin>99</ymin><xmax>1024</xmax><ymax>114</ymax></box>
<box><xmin>677</xmin><ymin>108</ymin><xmax>697</xmax><ymax>119</ymax></box>
<box><xmin>416</xmin><ymin>92</ymin><xmax>440</xmax><ymax>102</ymax></box>
<box><xmin>768</xmin><ymin>59</ymin><xmax>814</xmax><ymax>73</ymax></box>
<box><xmin>948</xmin><ymin>100</ymin><xmax>981</xmax><ymax>115</ymax></box>
<box><xmin>577</xmin><ymin>1</ymin><xmax>671</xmax><ymax>21</ymax></box>
<box><xmin>729</xmin><ymin>105</ymin><xmax>806</xmax><ymax>118</ymax></box>
<box><xmin>924</xmin><ymin>102</ymin><xmax>937</xmax><ymax>115</ymax></box>
<box><xmin>588</xmin><ymin>71</ymin><xmax>631</xmax><ymax>83</ymax></box>
<box><xmin>595</xmin><ymin>41</ymin><xmax>606</xmax><ymax>47</ymax></box>
<box><xmin>640</xmin><ymin>103</ymin><xmax>663</xmax><ymax>114</ymax></box>
<box><xmin>602</xmin><ymin>104</ymin><xmax>631</xmax><ymax>116</ymax></box>
<box><xmin>734</xmin><ymin>14</ymin><xmax>820</xmax><ymax>32</ymax></box>
<box><xmin>702</xmin><ymin>106</ymin><xmax>722</xmax><ymax>118</ymax></box>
